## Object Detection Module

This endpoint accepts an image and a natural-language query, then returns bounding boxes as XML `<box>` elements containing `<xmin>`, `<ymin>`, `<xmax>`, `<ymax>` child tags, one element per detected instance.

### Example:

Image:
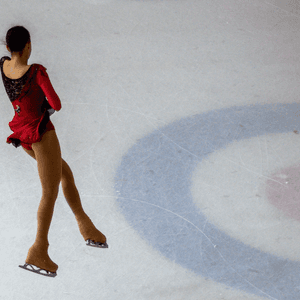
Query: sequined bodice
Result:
<box><xmin>0</xmin><ymin>56</ymin><xmax>32</xmax><ymax>102</ymax></box>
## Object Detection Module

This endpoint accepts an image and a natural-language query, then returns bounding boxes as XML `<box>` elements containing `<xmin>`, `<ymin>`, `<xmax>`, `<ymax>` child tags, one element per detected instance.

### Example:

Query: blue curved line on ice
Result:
<box><xmin>114</xmin><ymin>103</ymin><xmax>300</xmax><ymax>300</ymax></box>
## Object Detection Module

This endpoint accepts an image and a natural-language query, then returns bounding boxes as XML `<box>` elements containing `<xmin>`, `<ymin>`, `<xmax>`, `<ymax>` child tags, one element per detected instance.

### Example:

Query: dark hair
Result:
<box><xmin>6</xmin><ymin>26</ymin><xmax>30</xmax><ymax>53</ymax></box>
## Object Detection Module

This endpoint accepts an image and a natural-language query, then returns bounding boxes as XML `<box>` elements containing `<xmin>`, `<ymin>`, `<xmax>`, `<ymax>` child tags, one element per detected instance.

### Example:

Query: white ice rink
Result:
<box><xmin>0</xmin><ymin>0</ymin><xmax>300</xmax><ymax>299</ymax></box>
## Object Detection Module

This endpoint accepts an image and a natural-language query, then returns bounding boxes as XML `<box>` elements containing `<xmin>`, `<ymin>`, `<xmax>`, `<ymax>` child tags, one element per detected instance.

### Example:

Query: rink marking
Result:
<box><xmin>115</xmin><ymin>195</ymin><xmax>278</xmax><ymax>300</ymax></box>
<box><xmin>191</xmin><ymin>134</ymin><xmax>300</xmax><ymax>261</ymax></box>
<box><xmin>115</xmin><ymin>103</ymin><xmax>300</xmax><ymax>299</ymax></box>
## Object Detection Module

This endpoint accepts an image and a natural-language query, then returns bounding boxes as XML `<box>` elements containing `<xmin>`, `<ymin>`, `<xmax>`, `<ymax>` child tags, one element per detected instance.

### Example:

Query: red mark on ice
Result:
<box><xmin>265</xmin><ymin>164</ymin><xmax>300</xmax><ymax>222</ymax></box>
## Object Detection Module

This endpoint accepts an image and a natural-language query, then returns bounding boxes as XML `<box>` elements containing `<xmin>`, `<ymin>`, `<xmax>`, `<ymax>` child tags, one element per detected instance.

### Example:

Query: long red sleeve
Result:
<box><xmin>36</xmin><ymin>67</ymin><xmax>62</xmax><ymax>111</ymax></box>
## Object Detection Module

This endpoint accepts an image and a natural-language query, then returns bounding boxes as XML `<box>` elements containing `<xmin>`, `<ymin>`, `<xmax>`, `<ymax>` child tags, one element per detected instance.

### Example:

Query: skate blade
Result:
<box><xmin>19</xmin><ymin>263</ymin><xmax>57</xmax><ymax>278</ymax></box>
<box><xmin>86</xmin><ymin>239</ymin><xmax>108</xmax><ymax>248</ymax></box>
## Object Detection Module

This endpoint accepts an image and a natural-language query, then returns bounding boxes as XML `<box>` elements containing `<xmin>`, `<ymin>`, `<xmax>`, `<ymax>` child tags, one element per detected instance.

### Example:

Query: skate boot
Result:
<box><xmin>76</xmin><ymin>215</ymin><xmax>108</xmax><ymax>248</ymax></box>
<box><xmin>19</xmin><ymin>242</ymin><xmax>58</xmax><ymax>277</ymax></box>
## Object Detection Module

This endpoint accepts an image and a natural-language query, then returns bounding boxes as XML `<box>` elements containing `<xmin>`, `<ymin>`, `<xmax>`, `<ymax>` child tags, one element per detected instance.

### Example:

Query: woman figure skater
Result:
<box><xmin>0</xmin><ymin>26</ymin><xmax>107</xmax><ymax>277</ymax></box>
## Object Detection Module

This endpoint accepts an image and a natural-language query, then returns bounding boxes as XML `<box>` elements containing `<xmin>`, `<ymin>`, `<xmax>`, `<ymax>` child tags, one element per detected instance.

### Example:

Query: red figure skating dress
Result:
<box><xmin>0</xmin><ymin>56</ymin><xmax>61</xmax><ymax>150</ymax></box>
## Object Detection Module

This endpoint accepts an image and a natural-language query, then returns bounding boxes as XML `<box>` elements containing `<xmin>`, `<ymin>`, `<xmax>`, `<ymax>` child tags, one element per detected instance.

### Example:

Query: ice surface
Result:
<box><xmin>0</xmin><ymin>0</ymin><xmax>300</xmax><ymax>299</ymax></box>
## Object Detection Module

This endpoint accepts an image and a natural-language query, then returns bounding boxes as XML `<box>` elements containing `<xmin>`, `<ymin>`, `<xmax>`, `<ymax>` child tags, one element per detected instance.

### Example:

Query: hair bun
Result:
<box><xmin>6</xmin><ymin>26</ymin><xmax>30</xmax><ymax>53</ymax></box>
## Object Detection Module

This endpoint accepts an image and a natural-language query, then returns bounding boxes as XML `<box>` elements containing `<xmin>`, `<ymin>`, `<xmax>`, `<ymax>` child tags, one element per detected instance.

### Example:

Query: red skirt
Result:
<box><xmin>7</xmin><ymin>110</ymin><xmax>55</xmax><ymax>150</ymax></box>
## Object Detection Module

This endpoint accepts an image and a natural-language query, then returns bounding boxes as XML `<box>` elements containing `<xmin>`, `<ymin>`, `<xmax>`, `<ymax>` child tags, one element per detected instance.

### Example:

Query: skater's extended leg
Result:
<box><xmin>23</xmin><ymin>146</ymin><xmax>106</xmax><ymax>245</ymax></box>
<box><xmin>60</xmin><ymin>160</ymin><xmax>85</xmax><ymax>217</ymax></box>
<box><xmin>60</xmin><ymin>160</ymin><xmax>106</xmax><ymax>244</ymax></box>
<box><xmin>22</xmin><ymin>147</ymin><xmax>85</xmax><ymax>217</ymax></box>
<box><xmin>26</xmin><ymin>130</ymin><xmax>62</xmax><ymax>273</ymax></box>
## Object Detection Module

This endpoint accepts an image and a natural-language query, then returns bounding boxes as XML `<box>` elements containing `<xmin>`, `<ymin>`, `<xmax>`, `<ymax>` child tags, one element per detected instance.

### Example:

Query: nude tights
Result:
<box><xmin>25</xmin><ymin>130</ymin><xmax>106</xmax><ymax>273</ymax></box>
